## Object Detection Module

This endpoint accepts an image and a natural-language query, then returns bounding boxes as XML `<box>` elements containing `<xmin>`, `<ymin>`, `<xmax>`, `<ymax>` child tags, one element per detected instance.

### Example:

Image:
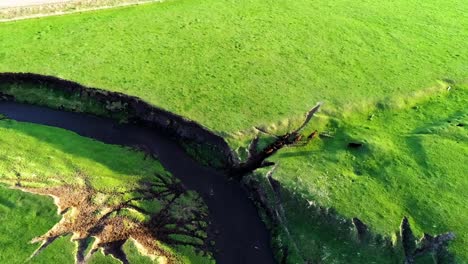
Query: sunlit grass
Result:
<box><xmin>265</xmin><ymin>85</ymin><xmax>467</xmax><ymax>262</ymax></box>
<box><xmin>0</xmin><ymin>0</ymin><xmax>466</xmax><ymax>133</ymax></box>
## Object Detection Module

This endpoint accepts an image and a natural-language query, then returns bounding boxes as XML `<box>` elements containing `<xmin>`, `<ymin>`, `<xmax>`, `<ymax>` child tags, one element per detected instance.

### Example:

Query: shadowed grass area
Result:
<box><xmin>0</xmin><ymin>119</ymin><xmax>213</xmax><ymax>263</ymax></box>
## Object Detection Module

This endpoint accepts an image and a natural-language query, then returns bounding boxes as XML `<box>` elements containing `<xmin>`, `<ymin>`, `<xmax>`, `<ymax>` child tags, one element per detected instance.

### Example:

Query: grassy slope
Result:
<box><xmin>0</xmin><ymin>119</ymin><xmax>211</xmax><ymax>263</ymax></box>
<box><xmin>0</xmin><ymin>0</ymin><xmax>466</xmax><ymax>134</ymax></box>
<box><xmin>0</xmin><ymin>121</ymin><xmax>165</xmax><ymax>191</ymax></box>
<box><xmin>266</xmin><ymin>85</ymin><xmax>467</xmax><ymax>262</ymax></box>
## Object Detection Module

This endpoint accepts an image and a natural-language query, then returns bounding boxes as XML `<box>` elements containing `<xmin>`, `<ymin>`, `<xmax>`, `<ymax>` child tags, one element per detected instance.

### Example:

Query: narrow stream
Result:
<box><xmin>0</xmin><ymin>101</ymin><xmax>276</xmax><ymax>264</ymax></box>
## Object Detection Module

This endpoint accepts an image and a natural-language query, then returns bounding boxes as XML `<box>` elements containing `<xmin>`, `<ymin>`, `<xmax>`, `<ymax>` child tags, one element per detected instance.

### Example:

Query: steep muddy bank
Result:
<box><xmin>0</xmin><ymin>72</ymin><xmax>237</xmax><ymax>169</ymax></box>
<box><xmin>0</xmin><ymin>101</ymin><xmax>275</xmax><ymax>264</ymax></box>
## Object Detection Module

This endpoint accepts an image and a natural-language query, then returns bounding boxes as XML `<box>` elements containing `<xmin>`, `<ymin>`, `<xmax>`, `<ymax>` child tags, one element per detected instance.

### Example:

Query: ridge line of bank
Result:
<box><xmin>0</xmin><ymin>72</ymin><xmax>238</xmax><ymax>169</ymax></box>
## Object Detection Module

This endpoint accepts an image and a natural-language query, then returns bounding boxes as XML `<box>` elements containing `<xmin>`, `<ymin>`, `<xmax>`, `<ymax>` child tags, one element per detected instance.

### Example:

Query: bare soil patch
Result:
<box><xmin>16</xmin><ymin>173</ymin><xmax>209</xmax><ymax>264</ymax></box>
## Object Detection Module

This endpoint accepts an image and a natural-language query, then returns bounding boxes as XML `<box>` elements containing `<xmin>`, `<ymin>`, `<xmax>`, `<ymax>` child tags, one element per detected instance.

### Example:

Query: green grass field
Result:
<box><xmin>0</xmin><ymin>0</ymin><xmax>467</xmax><ymax>263</ymax></box>
<box><xmin>0</xmin><ymin>0</ymin><xmax>466</xmax><ymax>133</ymax></box>
<box><xmin>0</xmin><ymin>119</ymin><xmax>212</xmax><ymax>263</ymax></box>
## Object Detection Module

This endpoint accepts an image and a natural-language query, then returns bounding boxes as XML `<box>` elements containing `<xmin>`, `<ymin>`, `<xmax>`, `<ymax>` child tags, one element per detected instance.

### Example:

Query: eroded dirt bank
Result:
<box><xmin>0</xmin><ymin>72</ymin><xmax>236</xmax><ymax>169</ymax></box>
<box><xmin>0</xmin><ymin>101</ymin><xmax>276</xmax><ymax>264</ymax></box>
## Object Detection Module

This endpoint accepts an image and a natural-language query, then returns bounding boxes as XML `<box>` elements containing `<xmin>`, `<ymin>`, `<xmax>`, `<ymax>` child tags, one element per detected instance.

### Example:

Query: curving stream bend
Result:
<box><xmin>0</xmin><ymin>101</ymin><xmax>276</xmax><ymax>264</ymax></box>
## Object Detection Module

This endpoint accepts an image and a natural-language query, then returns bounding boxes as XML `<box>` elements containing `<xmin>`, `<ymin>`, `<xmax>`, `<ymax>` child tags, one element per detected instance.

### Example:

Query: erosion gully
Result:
<box><xmin>0</xmin><ymin>101</ymin><xmax>276</xmax><ymax>264</ymax></box>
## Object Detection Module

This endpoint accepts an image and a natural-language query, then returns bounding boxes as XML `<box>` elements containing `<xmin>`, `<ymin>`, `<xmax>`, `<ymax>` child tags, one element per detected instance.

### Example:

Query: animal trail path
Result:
<box><xmin>0</xmin><ymin>0</ymin><xmax>71</xmax><ymax>8</ymax></box>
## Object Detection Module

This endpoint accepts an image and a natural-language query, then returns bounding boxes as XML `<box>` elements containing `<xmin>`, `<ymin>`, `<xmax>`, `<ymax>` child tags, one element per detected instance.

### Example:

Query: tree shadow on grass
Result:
<box><xmin>0</xmin><ymin>195</ymin><xmax>15</xmax><ymax>208</ymax></box>
<box><xmin>0</xmin><ymin>120</ymin><xmax>213</xmax><ymax>262</ymax></box>
<box><xmin>19</xmin><ymin>172</ymin><xmax>210</xmax><ymax>263</ymax></box>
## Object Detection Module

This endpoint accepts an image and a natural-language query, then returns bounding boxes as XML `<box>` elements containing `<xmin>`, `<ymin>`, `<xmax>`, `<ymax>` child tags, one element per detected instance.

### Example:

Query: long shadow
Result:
<box><xmin>404</xmin><ymin>109</ymin><xmax>467</xmax><ymax>176</ymax></box>
<box><xmin>0</xmin><ymin>195</ymin><xmax>15</xmax><ymax>209</ymax></box>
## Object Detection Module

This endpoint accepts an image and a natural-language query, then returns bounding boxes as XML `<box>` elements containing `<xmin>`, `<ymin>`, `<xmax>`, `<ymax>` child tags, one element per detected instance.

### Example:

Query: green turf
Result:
<box><xmin>262</xmin><ymin>85</ymin><xmax>467</xmax><ymax>262</ymax></box>
<box><xmin>0</xmin><ymin>0</ymin><xmax>466</xmax><ymax>134</ymax></box>
<box><xmin>0</xmin><ymin>185</ymin><xmax>73</xmax><ymax>263</ymax></box>
<box><xmin>0</xmin><ymin>120</ymin><xmax>166</xmax><ymax>191</ymax></box>
<box><xmin>0</xmin><ymin>187</ymin><xmax>131</xmax><ymax>264</ymax></box>
<box><xmin>0</xmin><ymin>119</ymin><xmax>212</xmax><ymax>263</ymax></box>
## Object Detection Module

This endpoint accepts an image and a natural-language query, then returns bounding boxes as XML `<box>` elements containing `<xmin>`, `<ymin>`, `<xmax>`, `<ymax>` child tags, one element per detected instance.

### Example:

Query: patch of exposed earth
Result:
<box><xmin>0</xmin><ymin>0</ymin><xmax>71</xmax><ymax>8</ymax></box>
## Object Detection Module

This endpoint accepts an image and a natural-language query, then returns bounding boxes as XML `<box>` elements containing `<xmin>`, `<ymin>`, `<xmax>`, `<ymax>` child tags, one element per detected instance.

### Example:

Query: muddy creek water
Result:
<box><xmin>0</xmin><ymin>101</ymin><xmax>275</xmax><ymax>264</ymax></box>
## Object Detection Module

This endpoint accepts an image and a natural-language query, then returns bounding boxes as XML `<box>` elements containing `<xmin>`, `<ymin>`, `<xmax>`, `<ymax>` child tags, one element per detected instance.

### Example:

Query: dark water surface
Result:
<box><xmin>0</xmin><ymin>101</ymin><xmax>275</xmax><ymax>264</ymax></box>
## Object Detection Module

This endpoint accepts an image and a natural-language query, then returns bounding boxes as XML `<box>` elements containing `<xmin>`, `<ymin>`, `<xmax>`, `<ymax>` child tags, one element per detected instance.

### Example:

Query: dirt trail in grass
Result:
<box><xmin>0</xmin><ymin>101</ymin><xmax>276</xmax><ymax>264</ymax></box>
<box><xmin>0</xmin><ymin>0</ymin><xmax>161</xmax><ymax>22</ymax></box>
<box><xmin>0</xmin><ymin>0</ymin><xmax>71</xmax><ymax>8</ymax></box>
